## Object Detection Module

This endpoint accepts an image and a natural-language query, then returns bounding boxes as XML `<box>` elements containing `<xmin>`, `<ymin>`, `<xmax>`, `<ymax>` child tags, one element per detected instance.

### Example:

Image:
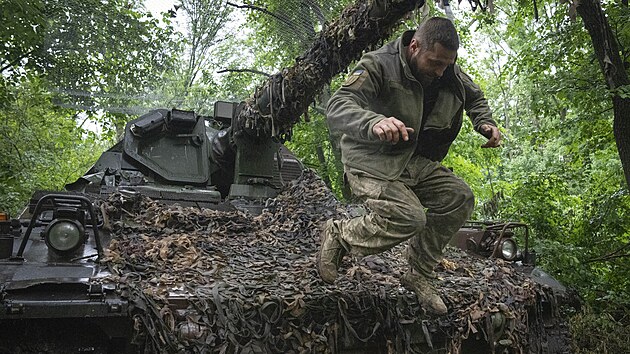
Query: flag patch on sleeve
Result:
<box><xmin>342</xmin><ymin>69</ymin><xmax>367</xmax><ymax>87</ymax></box>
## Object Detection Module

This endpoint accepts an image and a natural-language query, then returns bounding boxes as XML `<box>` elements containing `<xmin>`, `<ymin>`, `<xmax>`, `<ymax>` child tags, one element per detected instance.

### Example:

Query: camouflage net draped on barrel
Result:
<box><xmin>236</xmin><ymin>0</ymin><xmax>425</xmax><ymax>142</ymax></box>
<box><xmin>101</xmin><ymin>170</ymin><xmax>555</xmax><ymax>353</ymax></box>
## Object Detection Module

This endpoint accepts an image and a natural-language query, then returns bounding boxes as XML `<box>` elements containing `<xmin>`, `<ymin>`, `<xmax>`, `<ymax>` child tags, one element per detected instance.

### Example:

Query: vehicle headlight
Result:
<box><xmin>44</xmin><ymin>218</ymin><xmax>85</xmax><ymax>254</ymax></box>
<box><xmin>499</xmin><ymin>239</ymin><xmax>517</xmax><ymax>261</ymax></box>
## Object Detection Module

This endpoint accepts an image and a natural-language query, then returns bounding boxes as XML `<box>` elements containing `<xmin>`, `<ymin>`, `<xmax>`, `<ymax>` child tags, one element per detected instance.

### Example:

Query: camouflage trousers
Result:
<box><xmin>332</xmin><ymin>155</ymin><xmax>474</xmax><ymax>277</ymax></box>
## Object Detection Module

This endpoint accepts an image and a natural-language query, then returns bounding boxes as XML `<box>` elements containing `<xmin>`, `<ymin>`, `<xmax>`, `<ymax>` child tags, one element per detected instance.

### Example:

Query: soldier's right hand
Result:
<box><xmin>373</xmin><ymin>117</ymin><xmax>414</xmax><ymax>144</ymax></box>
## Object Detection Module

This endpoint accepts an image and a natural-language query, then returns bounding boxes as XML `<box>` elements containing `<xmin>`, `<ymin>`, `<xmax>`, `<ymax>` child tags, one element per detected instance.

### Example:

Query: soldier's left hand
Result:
<box><xmin>480</xmin><ymin>124</ymin><xmax>501</xmax><ymax>148</ymax></box>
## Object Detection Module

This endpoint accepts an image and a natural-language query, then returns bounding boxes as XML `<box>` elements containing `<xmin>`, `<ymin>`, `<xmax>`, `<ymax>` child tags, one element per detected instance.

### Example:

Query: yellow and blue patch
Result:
<box><xmin>342</xmin><ymin>69</ymin><xmax>367</xmax><ymax>87</ymax></box>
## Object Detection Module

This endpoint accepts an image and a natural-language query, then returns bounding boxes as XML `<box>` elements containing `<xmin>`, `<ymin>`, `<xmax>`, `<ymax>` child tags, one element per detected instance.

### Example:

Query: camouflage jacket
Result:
<box><xmin>326</xmin><ymin>30</ymin><xmax>496</xmax><ymax>180</ymax></box>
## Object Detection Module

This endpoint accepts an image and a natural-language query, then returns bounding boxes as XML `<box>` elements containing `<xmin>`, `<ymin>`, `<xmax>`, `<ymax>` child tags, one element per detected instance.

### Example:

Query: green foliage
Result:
<box><xmin>286</xmin><ymin>107</ymin><xmax>347</xmax><ymax>199</ymax></box>
<box><xmin>238</xmin><ymin>0</ymin><xmax>354</xmax><ymax>76</ymax></box>
<box><xmin>570</xmin><ymin>307</ymin><xmax>630</xmax><ymax>354</ymax></box>
<box><xmin>613</xmin><ymin>84</ymin><xmax>630</xmax><ymax>99</ymax></box>
<box><xmin>210</xmin><ymin>32</ymin><xmax>270</xmax><ymax>102</ymax></box>
<box><xmin>0</xmin><ymin>0</ymin><xmax>180</xmax><ymax>211</ymax></box>
<box><xmin>0</xmin><ymin>76</ymin><xmax>105</xmax><ymax>215</ymax></box>
<box><xmin>0</xmin><ymin>1</ymin><xmax>47</xmax><ymax>75</ymax></box>
<box><xmin>451</xmin><ymin>0</ymin><xmax>630</xmax><ymax>320</ymax></box>
<box><xmin>1</xmin><ymin>0</ymin><xmax>181</xmax><ymax>136</ymax></box>
<box><xmin>443</xmin><ymin>118</ymin><xmax>503</xmax><ymax>219</ymax></box>
<box><xmin>0</xmin><ymin>0</ymin><xmax>628</xmax><ymax>345</ymax></box>
<box><xmin>244</xmin><ymin>0</ymin><xmax>351</xmax><ymax>68</ymax></box>
<box><xmin>168</xmin><ymin>0</ymin><xmax>230</xmax><ymax>112</ymax></box>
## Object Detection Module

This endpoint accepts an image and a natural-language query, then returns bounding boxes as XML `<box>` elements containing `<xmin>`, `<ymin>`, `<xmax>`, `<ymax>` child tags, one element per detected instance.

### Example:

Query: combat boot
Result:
<box><xmin>317</xmin><ymin>220</ymin><xmax>346</xmax><ymax>284</ymax></box>
<box><xmin>401</xmin><ymin>270</ymin><xmax>448</xmax><ymax>315</ymax></box>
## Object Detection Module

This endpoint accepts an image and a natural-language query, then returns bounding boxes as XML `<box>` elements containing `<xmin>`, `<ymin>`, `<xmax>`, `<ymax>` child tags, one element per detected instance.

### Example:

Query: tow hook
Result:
<box><xmin>87</xmin><ymin>283</ymin><xmax>104</xmax><ymax>300</ymax></box>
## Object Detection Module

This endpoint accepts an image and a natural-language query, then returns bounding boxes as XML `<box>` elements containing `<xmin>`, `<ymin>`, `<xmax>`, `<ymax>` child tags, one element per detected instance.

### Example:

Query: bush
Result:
<box><xmin>569</xmin><ymin>307</ymin><xmax>630</xmax><ymax>353</ymax></box>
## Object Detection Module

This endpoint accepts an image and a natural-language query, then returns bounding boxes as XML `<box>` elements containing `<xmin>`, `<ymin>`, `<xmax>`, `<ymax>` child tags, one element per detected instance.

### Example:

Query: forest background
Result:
<box><xmin>1</xmin><ymin>0</ymin><xmax>628</xmax><ymax>351</ymax></box>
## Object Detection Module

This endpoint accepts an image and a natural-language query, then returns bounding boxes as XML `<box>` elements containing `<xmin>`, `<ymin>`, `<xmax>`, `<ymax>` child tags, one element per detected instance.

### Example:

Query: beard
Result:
<box><xmin>408</xmin><ymin>54</ymin><xmax>423</xmax><ymax>82</ymax></box>
<box><xmin>408</xmin><ymin>54</ymin><xmax>434</xmax><ymax>86</ymax></box>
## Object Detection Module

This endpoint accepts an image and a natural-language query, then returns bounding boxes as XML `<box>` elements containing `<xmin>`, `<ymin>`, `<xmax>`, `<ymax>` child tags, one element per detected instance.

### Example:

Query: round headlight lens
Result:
<box><xmin>500</xmin><ymin>239</ymin><xmax>517</xmax><ymax>260</ymax></box>
<box><xmin>45</xmin><ymin>219</ymin><xmax>84</xmax><ymax>253</ymax></box>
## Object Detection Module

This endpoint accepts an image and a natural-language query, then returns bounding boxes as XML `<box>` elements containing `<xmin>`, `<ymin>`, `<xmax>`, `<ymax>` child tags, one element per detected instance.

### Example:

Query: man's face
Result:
<box><xmin>408</xmin><ymin>40</ymin><xmax>458</xmax><ymax>82</ymax></box>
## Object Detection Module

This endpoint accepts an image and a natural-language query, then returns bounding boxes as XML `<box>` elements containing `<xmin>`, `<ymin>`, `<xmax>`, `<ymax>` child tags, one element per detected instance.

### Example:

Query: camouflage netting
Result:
<box><xmin>237</xmin><ymin>0</ymin><xmax>426</xmax><ymax>142</ymax></box>
<box><xmin>100</xmin><ymin>170</ymin><xmax>553</xmax><ymax>353</ymax></box>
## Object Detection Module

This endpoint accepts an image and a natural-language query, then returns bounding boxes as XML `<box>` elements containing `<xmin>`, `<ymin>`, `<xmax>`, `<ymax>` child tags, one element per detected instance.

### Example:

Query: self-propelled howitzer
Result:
<box><xmin>0</xmin><ymin>101</ymin><xmax>573</xmax><ymax>353</ymax></box>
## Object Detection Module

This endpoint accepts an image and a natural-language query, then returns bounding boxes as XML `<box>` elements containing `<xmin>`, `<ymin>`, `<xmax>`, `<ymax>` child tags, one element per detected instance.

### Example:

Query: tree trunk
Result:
<box><xmin>576</xmin><ymin>0</ymin><xmax>630</xmax><ymax>188</ymax></box>
<box><xmin>234</xmin><ymin>0</ymin><xmax>425</xmax><ymax>142</ymax></box>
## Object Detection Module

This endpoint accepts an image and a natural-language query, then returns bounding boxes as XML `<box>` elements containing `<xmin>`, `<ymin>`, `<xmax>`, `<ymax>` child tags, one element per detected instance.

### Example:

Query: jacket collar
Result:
<box><xmin>398</xmin><ymin>30</ymin><xmax>418</xmax><ymax>83</ymax></box>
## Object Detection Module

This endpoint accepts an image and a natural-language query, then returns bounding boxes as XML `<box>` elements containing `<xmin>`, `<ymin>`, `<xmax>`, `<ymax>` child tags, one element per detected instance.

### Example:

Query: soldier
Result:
<box><xmin>318</xmin><ymin>17</ymin><xmax>501</xmax><ymax>315</ymax></box>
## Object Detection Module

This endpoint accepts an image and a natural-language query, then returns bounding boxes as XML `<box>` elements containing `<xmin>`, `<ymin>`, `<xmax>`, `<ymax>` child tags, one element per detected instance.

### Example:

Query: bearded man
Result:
<box><xmin>318</xmin><ymin>17</ymin><xmax>501</xmax><ymax>315</ymax></box>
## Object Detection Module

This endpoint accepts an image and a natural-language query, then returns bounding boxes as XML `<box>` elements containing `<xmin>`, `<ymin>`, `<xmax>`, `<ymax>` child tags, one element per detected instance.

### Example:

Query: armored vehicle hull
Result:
<box><xmin>0</xmin><ymin>105</ymin><xmax>571</xmax><ymax>353</ymax></box>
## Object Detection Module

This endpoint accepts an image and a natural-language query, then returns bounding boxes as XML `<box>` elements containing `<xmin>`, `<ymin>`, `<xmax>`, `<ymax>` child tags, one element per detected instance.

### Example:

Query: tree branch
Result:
<box><xmin>585</xmin><ymin>242</ymin><xmax>630</xmax><ymax>264</ymax></box>
<box><xmin>585</xmin><ymin>253</ymin><xmax>630</xmax><ymax>264</ymax></box>
<box><xmin>217</xmin><ymin>68</ymin><xmax>271</xmax><ymax>77</ymax></box>
<box><xmin>226</xmin><ymin>1</ymin><xmax>295</xmax><ymax>29</ymax></box>
<box><xmin>577</xmin><ymin>0</ymin><xmax>630</xmax><ymax>188</ymax></box>
<box><xmin>0</xmin><ymin>49</ymin><xmax>37</xmax><ymax>73</ymax></box>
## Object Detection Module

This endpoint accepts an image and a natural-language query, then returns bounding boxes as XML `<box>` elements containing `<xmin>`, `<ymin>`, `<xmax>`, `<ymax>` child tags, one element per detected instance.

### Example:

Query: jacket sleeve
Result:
<box><xmin>326</xmin><ymin>53</ymin><xmax>387</xmax><ymax>141</ymax></box>
<box><xmin>458</xmin><ymin>67</ymin><xmax>497</xmax><ymax>133</ymax></box>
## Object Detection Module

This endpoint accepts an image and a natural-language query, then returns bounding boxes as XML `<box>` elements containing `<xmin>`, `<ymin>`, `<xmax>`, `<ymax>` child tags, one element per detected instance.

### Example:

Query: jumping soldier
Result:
<box><xmin>318</xmin><ymin>17</ymin><xmax>501</xmax><ymax>315</ymax></box>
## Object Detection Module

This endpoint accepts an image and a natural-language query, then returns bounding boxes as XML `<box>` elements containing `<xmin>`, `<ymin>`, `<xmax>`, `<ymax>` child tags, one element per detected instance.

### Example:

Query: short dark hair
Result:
<box><xmin>414</xmin><ymin>17</ymin><xmax>459</xmax><ymax>51</ymax></box>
